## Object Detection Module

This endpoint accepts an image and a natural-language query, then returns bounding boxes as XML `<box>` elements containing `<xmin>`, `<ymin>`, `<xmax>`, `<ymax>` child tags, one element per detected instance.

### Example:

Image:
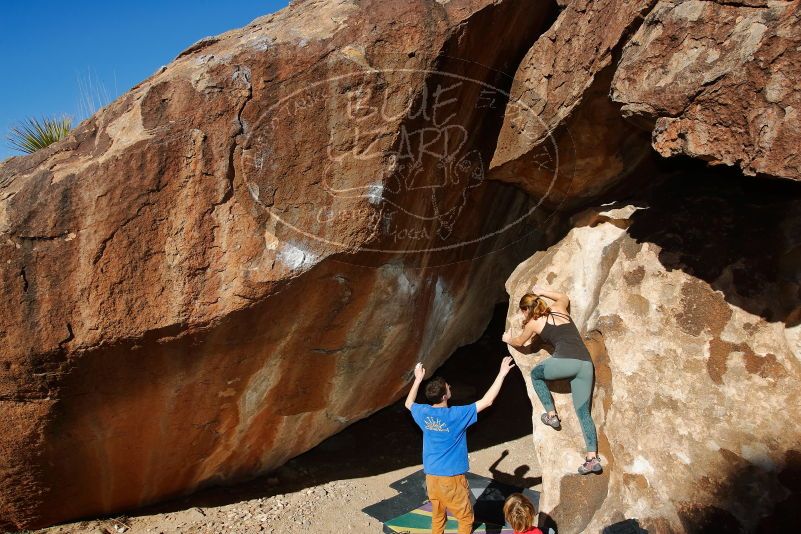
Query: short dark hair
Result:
<box><xmin>424</xmin><ymin>377</ymin><xmax>448</xmax><ymax>404</ymax></box>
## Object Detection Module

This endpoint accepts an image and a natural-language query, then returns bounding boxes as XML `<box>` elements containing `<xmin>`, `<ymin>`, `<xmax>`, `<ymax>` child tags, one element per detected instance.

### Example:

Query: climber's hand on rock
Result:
<box><xmin>531</xmin><ymin>284</ymin><xmax>546</xmax><ymax>295</ymax></box>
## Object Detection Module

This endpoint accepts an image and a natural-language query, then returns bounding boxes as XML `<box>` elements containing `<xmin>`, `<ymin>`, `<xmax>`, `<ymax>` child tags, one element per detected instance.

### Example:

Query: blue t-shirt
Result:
<box><xmin>410</xmin><ymin>403</ymin><xmax>478</xmax><ymax>476</ymax></box>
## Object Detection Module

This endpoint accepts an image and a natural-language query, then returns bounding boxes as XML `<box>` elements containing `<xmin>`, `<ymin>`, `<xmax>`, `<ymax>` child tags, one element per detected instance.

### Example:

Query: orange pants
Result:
<box><xmin>425</xmin><ymin>473</ymin><xmax>474</xmax><ymax>534</ymax></box>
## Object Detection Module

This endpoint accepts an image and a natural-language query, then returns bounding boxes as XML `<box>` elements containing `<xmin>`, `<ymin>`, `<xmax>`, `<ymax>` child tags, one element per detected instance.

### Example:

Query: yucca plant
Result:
<box><xmin>7</xmin><ymin>115</ymin><xmax>73</xmax><ymax>154</ymax></box>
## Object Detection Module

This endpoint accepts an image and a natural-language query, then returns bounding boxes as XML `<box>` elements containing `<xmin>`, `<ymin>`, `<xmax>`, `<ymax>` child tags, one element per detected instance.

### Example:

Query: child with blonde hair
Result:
<box><xmin>503</xmin><ymin>493</ymin><xmax>543</xmax><ymax>534</ymax></box>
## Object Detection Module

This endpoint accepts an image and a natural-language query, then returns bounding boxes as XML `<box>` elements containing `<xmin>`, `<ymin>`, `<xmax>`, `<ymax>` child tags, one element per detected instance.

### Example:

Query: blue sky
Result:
<box><xmin>0</xmin><ymin>1</ymin><xmax>290</xmax><ymax>161</ymax></box>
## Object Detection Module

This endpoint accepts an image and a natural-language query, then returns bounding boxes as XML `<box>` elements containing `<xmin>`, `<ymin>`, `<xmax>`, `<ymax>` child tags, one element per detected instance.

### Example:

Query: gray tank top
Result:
<box><xmin>539</xmin><ymin>311</ymin><xmax>592</xmax><ymax>361</ymax></box>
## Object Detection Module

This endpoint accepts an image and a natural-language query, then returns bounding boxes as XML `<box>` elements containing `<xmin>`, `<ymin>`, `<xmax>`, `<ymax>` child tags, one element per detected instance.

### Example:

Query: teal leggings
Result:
<box><xmin>531</xmin><ymin>358</ymin><xmax>597</xmax><ymax>452</ymax></box>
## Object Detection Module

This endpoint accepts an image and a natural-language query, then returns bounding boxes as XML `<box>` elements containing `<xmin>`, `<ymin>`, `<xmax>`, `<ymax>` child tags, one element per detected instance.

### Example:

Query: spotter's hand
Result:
<box><xmin>414</xmin><ymin>362</ymin><xmax>426</xmax><ymax>381</ymax></box>
<box><xmin>499</xmin><ymin>356</ymin><xmax>516</xmax><ymax>376</ymax></box>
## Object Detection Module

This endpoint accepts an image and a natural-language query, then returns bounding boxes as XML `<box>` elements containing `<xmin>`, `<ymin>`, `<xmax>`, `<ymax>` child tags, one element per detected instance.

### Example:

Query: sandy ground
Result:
<box><xmin>32</xmin><ymin>434</ymin><xmax>538</xmax><ymax>534</ymax></box>
<box><xmin>30</xmin><ymin>306</ymin><xmax>543</xmax><ymax>534</ymax></box>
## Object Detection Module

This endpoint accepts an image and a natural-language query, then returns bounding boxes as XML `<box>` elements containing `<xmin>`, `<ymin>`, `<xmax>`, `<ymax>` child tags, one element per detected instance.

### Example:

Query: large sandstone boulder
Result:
<box><xmin>505</xmin><ymin>172</ymin><xmax>801</xmax><ymax>533</ymax></box>
<box><xmin>488</xmin><ymin>0</ymin><xmax>656</xmax><ymax>207</ymax></box>
<box><xmin>0</xmin><ymin>0</ymin><xmax>558</xmax><ymax>529</ymax></box>
<box><xmin>495</xmin><ymin>3</ymin><xmax>801</xmax><ymax>527</ymax></box>
<box><xmin>612</xmin><ymin>0</ymin><xmax>801</xmax><ymax>181</ymax></box>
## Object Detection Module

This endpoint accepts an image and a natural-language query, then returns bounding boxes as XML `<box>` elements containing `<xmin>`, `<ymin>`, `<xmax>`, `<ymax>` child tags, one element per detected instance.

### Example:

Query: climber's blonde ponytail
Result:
<box><xmin>519</xmin><ymin>293</ymin><xmax>549</xmax><ymax>326</ymax></box>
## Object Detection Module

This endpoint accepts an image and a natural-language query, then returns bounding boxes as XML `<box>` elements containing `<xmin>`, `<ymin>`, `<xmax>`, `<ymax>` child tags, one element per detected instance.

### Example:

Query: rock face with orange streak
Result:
<box><xmin>505</xmin><ymin>173</ymin><xmax>801</xmax><ymax>533</ymax></box>
<box><xmin>0</xmin><ymin>0</ymin><xmax>558</xmax><ymax>528</ymax></box>
<box><xmin>612</xmin><ymin>0</ymin><xmax>801</xmax><ymax>181</ymax></box>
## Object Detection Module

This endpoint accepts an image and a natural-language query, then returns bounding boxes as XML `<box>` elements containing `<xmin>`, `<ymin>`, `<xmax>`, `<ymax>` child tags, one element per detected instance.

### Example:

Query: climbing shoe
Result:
<box><xmin>578</xmin><ymin>456</ymin><xmax>602</xmax><ymax>475</ymax></box>
<box><xmin>540</xmin><ymin>413</ymin><xmax>561</xmax><ymax>429</ymax></box>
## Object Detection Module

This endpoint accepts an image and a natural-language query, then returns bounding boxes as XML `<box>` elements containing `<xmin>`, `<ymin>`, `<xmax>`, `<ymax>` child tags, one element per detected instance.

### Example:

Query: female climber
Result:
<box><xmin>502</xmin><ymin>285</ymin><xmax>602</xmax><ymax>475</ymax></box>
